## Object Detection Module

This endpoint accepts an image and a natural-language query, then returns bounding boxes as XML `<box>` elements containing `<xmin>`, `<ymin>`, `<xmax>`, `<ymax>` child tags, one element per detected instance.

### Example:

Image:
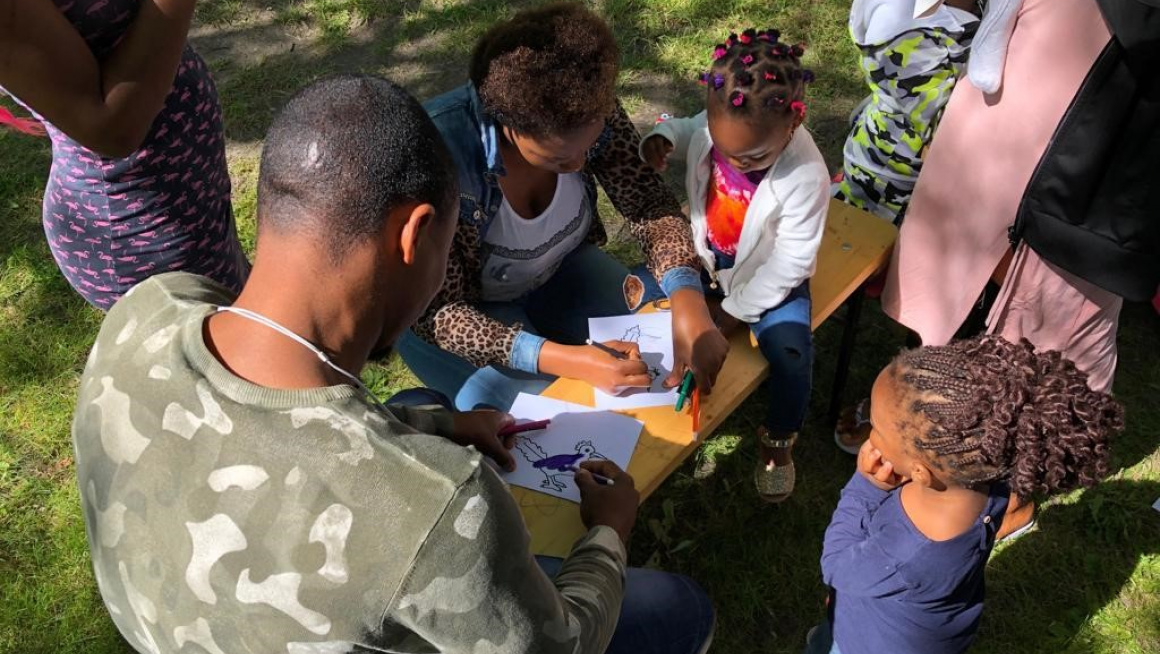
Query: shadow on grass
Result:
<box><xmin>0</xmin><ymin>105</ymin><xmax>53</xmax><ymax>265</ymax></box>
<box><xmin>979</xmin><ymin>479</ymin><xmax>1160</xmax><ymax>654</ymax></box>
<box><xmin>194</xmin><ymin>0</ymin><xmax>862</xmax><ymax>165</ymax></box>
<box><xmin>1106</xmin><ymin>302</ymin><xmax>1160</xmax><ymax>475</ymax></box>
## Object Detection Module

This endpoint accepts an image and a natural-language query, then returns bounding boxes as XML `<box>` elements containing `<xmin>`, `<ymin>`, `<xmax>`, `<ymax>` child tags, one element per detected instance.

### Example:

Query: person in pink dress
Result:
<box><xmin>882</xmin><ymin>0</ymin><xmax>1158</xmax><ymax>396</ymax></box>
<box><xmin>0</xmin><ymin>0</ymin><xmax>247</xmax><ymax>309</ymax></box>
<box><xmin>834</xmin><ymin>0</ymin><xmax>1157</xmax><ymax>460</ymax></box>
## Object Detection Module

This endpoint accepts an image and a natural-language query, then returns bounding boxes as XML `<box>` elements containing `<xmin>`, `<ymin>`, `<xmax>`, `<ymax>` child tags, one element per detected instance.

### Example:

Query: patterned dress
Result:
<box><xmin>22</xmin><ymin>0</ymin><xmax>247</xmax><ymax>309</ymax></box>
<box><xmin>833</xmin><ymin>4</ymin><xmax>978</xmax><ymax>224</ymax></box>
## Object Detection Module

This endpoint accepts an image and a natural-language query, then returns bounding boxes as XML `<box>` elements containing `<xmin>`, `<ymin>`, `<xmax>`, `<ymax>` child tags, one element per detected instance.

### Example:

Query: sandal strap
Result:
<box><xmin>759</xmin><ymin>431</ymin><xmax>798</xmax><ymax>449</ymax></box>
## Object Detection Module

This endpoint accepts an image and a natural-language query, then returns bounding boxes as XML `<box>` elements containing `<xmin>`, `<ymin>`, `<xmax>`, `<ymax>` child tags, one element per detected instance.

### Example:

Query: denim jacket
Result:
<box><xmin>414</xmin><ymin>83</ymin><xmax>701</xmax><ymax>373</ymax></box>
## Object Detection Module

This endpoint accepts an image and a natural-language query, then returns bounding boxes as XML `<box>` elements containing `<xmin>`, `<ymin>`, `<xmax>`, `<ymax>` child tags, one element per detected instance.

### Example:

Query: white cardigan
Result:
<box><xmin>643</xmin><ymin>111</ymin><xmax>829</xmax><ymax>323</ymax></box>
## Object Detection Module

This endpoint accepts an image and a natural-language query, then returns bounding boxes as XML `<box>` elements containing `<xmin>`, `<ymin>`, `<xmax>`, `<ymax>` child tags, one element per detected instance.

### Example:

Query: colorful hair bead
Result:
<box><xmin>713</xmin><ymin>45</ymin><xmax>728</xmax><ymax>60</ymax></box>
<box><xmin>740</xmin><ymin>54</ymin><xmax>755</xmax><ymax>66</ymax></box>
<box><xmin>772</xmin><ymin>44</ymin><xmax>789</xmax><ymax>56</ymax></box>
<box><xmin>791</xmin><ymin>100</ymin><xmax>807</xmax><ymax>118</ymax></box>
<box><xmin>767</xmin><ymin>28</ymin><xmax>781</xmax><ymax>42</ymax></box>
<box><xmin>697</xmin><ymin>71</ymin><xmax>711</xmax><ymax>85</ymax></box>
<box><xmin>763</xmin><ymin>71</ymin><xmax>777</xmax><ymax>82</ymax></box>
<box><xmin>765</xmin><ymin>94</ymin><xmax>786</xmax><ymax>108</ymax></box>
<box><xmin>730</xmin><ymin>90</ymin><xmax>746</xmax><ymax>107</ymax></box>
<box><xmin>712</xmin><ymin>73</ymin><xmax>726</xmax><ymax>89</ymax></box>
<box><xmin>726</xmin><ymin>32</ymin><xmax>738</xmax><ymax>46</ymax></box>
<box><xmin>740</xmin><ymin>28</ymin><xmax>756</xmax><ymax>44</ymax></box>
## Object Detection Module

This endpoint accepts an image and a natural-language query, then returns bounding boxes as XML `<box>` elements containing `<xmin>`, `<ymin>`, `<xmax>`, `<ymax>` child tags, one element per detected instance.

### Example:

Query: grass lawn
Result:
<box><xmin>2</xmin><ymin>1</ymin><xmax>1159</xmax><ymax>652</ymax></box>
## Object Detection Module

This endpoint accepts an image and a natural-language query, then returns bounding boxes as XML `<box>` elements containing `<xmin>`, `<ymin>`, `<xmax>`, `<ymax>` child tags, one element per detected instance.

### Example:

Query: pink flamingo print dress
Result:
<box><xmin>19</xmin><ymin>0</ymin><xmax>248</xmax><ymax>309</ymax></box>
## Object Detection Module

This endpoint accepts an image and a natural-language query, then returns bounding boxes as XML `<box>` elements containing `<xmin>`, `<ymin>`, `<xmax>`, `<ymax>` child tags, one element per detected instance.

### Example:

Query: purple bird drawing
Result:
<box><xmin>515</xmin><ymin>439</ymin><xmax>607</xmax><ymax>492</ymax></box>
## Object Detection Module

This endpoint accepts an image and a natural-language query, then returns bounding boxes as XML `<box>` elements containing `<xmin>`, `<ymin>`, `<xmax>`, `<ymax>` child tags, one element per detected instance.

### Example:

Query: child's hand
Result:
<box><xmin>641</xmin><ymin>134</ymin><xmax>674</xmax><ymax>171</ymax></box>
<box><xmin>858</xmin><ymin>440</ymin><xmax>907</xmax><ymax>491</ymax></box>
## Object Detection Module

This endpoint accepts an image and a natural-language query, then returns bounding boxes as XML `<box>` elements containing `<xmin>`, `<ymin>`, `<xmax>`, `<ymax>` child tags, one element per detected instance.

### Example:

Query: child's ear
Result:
<box><xmin>909</xmin><ymin>461</ymin><xmax>933</xmax><ymax>489</ymax></box>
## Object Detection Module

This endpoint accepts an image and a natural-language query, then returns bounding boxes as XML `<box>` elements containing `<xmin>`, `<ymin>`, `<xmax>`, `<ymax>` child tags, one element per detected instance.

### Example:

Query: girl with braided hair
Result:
<box><xmin>639</xmin><ymin>28</ymin><xmax>829</xmax><ymax>502</ymax></box>
<box><xmin>807</xmin><ymin>335</ymin><xmax>1123</xmax><ymax>654</ymax></box>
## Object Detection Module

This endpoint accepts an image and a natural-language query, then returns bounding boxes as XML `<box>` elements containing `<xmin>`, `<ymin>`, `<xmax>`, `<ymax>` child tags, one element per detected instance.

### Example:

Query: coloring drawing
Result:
<box><xmin>514</xmin><ymin>438</ymin><xmax>608</xmax><ymax>492</ymax></box>
<box><xmin>618</xmin><ymin>324</ymin><xmax>663</xmax><ymax>379</ymax></box>
<box><xmin>501</xmin><ymin>393</ymin><xmax>643</xmax><ymax>503</ymax></box>
<box><xmin>589</xmin><ymin>312</ymin><xmax>680</xmax><ymax>410</ymax></box>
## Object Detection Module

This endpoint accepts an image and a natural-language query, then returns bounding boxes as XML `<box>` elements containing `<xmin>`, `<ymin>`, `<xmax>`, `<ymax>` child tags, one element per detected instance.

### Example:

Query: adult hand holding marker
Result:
<box><xmin>577</xmin><ymin>460</ymin><xmax>639</xmax><ymax>544</ymax></box>
<box><xmin>541</xmin><ymin>339</ymin><xmax>650</xmax><ymax>396</ymax></box>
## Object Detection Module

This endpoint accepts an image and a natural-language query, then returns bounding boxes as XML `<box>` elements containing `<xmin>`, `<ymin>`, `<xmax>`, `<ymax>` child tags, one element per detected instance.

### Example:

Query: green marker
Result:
<box><xmin>674</xmin><ymin>370</ymin><xmax>694</xmax><ymax>411</ymax></box>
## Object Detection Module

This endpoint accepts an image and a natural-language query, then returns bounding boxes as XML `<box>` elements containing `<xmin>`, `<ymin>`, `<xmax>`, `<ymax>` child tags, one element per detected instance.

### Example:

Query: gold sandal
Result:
<box><xmin>833</xmin><ymin>398</ymin><xmax>871</xmax><ymax>455</ymax></box>
<box><xmin>755</xmin><ymin>428</ymin><xmax>797</xmax><ymax>503</ymax></box>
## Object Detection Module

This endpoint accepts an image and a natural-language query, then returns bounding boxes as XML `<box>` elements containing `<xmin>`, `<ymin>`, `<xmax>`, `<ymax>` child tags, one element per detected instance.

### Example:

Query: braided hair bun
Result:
<box><xmin>891</xmin><ymin>335</ymin><xmax>1124</xmax><ymax>500</ymax></box>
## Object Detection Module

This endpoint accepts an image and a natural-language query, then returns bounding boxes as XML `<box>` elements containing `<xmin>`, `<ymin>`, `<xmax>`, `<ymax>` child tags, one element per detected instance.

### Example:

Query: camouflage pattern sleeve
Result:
<box><xmin>589</xmin><ymin>100</ymin><xmax>702</xmax><ymax>283</ymax></box>
<box><xmin>411</xmin><ymin>217</ymin><xmax>522</xmax><ymax>369</ymax></box>
<box><xmin>387</xmin><ymin>464</ymin><xmax>626</xmax><ymax>653</ymax></box>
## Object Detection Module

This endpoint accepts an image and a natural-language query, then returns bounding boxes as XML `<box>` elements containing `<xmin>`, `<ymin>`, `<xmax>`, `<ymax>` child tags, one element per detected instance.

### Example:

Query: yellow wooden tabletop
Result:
<box><xmin>514</xmin><ymin>199</ymin><xmax>897</xmax><ymax>557</ymax></box>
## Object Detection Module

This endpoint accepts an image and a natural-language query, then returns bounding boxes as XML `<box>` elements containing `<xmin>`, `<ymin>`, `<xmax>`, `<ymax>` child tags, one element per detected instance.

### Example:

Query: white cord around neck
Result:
<box><xmin>215</xmin><ymin>305</ymin><xmax>385</xmax><ymax>407</ymax></box>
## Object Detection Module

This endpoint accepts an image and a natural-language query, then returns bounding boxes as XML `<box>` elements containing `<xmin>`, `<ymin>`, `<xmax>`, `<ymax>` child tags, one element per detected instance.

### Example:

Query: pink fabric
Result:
<box><xmin>988</xmin><ymin>244</ymin><xmax>1121</xmax><ymax>393</ymax></box>
<box><xmin>704</xmin><ymin>148</ymin><xmax>759</xmax><ymax>256</ymax></box>
<box><xmin>882</xmin><ymin>0</ymin><xmax>1121</xmax><ymax>386</ymax></box>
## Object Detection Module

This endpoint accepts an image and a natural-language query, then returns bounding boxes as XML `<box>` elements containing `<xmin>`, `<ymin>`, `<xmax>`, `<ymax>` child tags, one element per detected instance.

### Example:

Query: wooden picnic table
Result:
<box><xmin>515</xmin><ymin>199</ymin><xmax>897</xmax><ymax>557</ymax></box>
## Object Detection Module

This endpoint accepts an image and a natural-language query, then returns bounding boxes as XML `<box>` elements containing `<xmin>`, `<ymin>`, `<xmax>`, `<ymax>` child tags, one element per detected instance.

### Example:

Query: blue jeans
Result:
<box><xmin>536</xmin><ymin>556</ymin><xmax>715</xmax><ymax>654</ymax></box>
<box><xmin>397</xmin><ymin>243</ymin><xmax>653</xmax><ymax>411</ymax></box>
<box><xmin>632</xmin><ymin>261</ymin><xmax>814</xmax><ymax>434</ymax></box>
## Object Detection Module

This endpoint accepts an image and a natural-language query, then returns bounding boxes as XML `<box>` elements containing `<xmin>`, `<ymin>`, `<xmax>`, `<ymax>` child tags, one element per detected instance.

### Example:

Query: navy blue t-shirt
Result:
<box><xmin>821</xmin><ymin>473</ymin><xmax>1010</xmax><ymax>654</ymax></box>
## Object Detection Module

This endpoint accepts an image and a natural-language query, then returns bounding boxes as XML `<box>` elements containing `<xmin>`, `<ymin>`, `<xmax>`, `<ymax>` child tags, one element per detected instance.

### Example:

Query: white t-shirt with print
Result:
<box><xmin>480</xmin><ymin>172</ymin><xmax>593</xmax><ymax>302</ymax></box>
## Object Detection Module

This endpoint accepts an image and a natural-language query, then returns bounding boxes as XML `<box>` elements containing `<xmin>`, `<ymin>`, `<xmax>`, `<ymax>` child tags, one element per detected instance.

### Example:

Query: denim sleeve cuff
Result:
<box><xmin>510</xmin><ymin>330</ymin><xmax>547</xmax><ymax>374</ymax></box>
<box><xmin>660</xmin><ymin>266</ymin><xmax>703</xmax><ymax>297</ymax></box>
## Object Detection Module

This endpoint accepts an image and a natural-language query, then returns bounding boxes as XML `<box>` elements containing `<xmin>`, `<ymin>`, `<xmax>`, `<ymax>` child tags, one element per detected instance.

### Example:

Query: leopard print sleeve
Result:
<box><xmin>412</xmin><ymin>220</ymin><xmax>521</xmax><ymax>369</ymax></box>
<box><xmin>589</xmin><ymin>100</ymin><xmax>702</xmax><ymax>282</ymax></box>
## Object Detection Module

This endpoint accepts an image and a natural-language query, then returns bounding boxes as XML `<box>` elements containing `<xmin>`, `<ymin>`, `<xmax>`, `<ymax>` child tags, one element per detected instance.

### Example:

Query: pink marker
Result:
<box><xmin>498</xmin><ymin>419</ymin><xmax>551</xmax><ymax>438</ymax></box>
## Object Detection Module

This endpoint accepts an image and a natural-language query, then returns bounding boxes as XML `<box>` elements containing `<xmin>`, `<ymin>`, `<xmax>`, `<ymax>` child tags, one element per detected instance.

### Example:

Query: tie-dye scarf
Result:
<box><xmin>705</xmin><ymin>148</ymin><xmax>765</xmax><ymax>257</ymax></box>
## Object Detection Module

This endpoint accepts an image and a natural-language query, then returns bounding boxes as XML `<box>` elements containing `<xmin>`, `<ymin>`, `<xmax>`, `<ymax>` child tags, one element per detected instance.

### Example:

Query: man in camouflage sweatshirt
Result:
<box><xmin>71</xmin><ymin>75</ymin><xmax>714</xmax><ymax>653</ymax></box>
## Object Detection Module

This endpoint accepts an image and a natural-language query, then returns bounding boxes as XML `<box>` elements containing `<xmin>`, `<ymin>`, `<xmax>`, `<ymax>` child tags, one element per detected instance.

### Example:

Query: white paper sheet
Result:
<box><xmin>587</xmin><ymin>312</ymin><xmax>680</xmax><ymax>410</ymax></box>
<box><xmin>501</xmin><ymin>393</ymin><xmax>643</xmax><ymax>503</ymax></box>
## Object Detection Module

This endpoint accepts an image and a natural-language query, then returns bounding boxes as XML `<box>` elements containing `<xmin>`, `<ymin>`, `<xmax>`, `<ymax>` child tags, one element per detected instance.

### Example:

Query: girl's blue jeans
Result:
<box><xmin>396</xmin><ymin>243</ymin><xmax>652</xmax><ymax>411</ymax></box>
<box><xmin>632</xmin><ymin>255</ymin><xmax>814</xmax><ymax>434</ymax></box>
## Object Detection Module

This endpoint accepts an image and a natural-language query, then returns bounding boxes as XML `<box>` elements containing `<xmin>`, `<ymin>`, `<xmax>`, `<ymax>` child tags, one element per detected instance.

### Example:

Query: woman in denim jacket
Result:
<box><xmin>397</xmin><ymin>2</ymin><xmax>728</xmax><ymax>411</ymax></box>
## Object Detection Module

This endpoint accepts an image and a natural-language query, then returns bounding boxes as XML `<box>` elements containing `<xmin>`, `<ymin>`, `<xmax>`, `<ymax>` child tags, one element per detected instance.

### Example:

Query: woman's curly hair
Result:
<box><xmin>469</xmin><ymin>2</ymin><xmax>619</xmax><ymax>138</ymax></box>
<box><xmin>890</xmin><ymin>335</ymin><xmax>1124</xmax><ymax>500</ymax></box>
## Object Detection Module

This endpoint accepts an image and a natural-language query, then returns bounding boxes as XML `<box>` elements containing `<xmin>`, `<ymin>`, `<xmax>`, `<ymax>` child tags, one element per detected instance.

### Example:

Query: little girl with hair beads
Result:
<box><xmin>808</xmin><ymin>335</ymin><xmax>1123</xmax><ymax>654</ymax></box>
<box><xmin>640</xmin><ymin>28</ymin><xmax>829</xmax><ymax>503</ymax></box>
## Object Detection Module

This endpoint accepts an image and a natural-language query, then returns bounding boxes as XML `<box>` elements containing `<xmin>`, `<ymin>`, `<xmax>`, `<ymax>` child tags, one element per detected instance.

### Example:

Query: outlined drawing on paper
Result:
<box><xmin>501</xmin><ymin>394</ymin><xmax>642</xmax><ymax>503</ymax></box>
<box><xmin>589</xmin><ymin>312</ymin><xmax>679</xmax><ymax>410</ymax></box>
<box><xmin>621</xmin><ymin>324</ymin><xmax>642</xmax><ymax>344</ymax></box>
<box><xmin>514</xmin><ymin>438</ymin><xmax>608</xmax><ymax>492</ymax></box>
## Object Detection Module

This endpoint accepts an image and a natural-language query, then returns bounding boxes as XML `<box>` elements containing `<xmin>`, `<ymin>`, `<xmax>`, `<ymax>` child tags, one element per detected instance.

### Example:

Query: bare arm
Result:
<box><xmin>0</xmin><ymin>0</ymin><xmax>197</xmax><ymax>158</ymax></box>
